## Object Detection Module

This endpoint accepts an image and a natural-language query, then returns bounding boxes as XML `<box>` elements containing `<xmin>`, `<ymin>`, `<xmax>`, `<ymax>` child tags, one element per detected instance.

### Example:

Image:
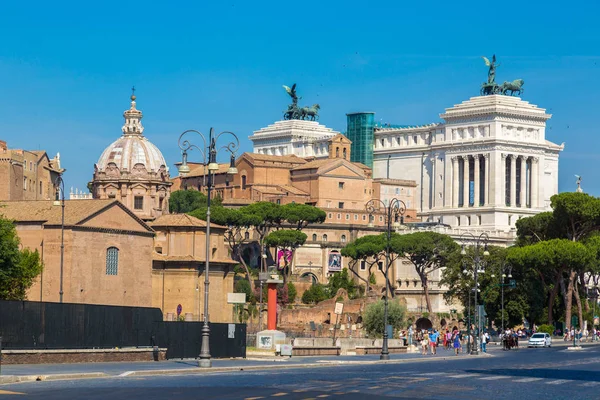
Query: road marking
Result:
<box><xmin>580</xmin><ymin>382</ymin><xmax>600</xmax><ymax>387</ymax></box>
<box><xmin>272</xmin><ymin>393</ymin><xmax>288</xmax><ymax>397</ymax></box>
<box><xmin>479</xmin><ymin>376</ymin><xmax>511</xmax><ymax>380</ymax></box>
<box><xmin>244</xmin><ymin>397</ymin><xmax>265</xmax><ymax>400</ymax></box>
<box><xmin>0</xmin><ymin>391</ymin><xmax>25</xmax><ymax>396</ymax></box>
<box><xmin>119</xmin><ymin>371</ymin><xmax>135</xmax><ymax>377</ymax></box>
<box><xmin>316</xmin><ymin>396</ymin><xmax>330</xmax><ymax>398</ymax></box>
<box><xmin>546</xmin><ymin>379</ymin><xmax>571</xmax><ymax>385</ymax></box>
<box><xmin>514</xmin><ymin>378</ymin><xmax>544</xmax><ymax>382</ymax></box>
<box><xmin>448</xmin><ymin>374</ymin><xmax>480</xmax><ymax>378</ymax></box>
<box><xmin>368</xmin><ymin>386</ymin><xmax>381</xmax><ymax>389</ymax></box>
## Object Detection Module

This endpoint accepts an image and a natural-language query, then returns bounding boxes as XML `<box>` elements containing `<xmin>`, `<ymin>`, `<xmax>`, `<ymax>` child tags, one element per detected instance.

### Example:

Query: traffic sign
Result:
<box><xmin>334</xmin><ymin>302</ymin><xmax>344</xmax><ymax>315</ymax></box>
<box><xmin>177</xmin><ymin>304</ymin><xmax>182</xmax><ymax>316</ymax></box>
<box><xmin>571</xmin><ymin>315</ymin><xmax>578</xmax><ymax>327</ymax></box>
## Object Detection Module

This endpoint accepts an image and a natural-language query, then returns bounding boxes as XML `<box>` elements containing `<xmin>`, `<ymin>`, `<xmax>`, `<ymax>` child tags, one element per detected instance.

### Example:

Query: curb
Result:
<box><xmin>0</xmin><ymin>372</ymin><xmax>107</xmax><ymax>385</ymax></box>
<box><xmin>0</xmin><ymin>353</ymin><xmax>494</xmax><ymax>385</ymax></box>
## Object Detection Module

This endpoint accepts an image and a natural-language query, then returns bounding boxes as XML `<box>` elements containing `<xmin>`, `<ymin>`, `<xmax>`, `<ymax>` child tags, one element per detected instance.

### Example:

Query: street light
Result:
<box><xmin>178</xmin><ymin>128</ymin><xmax>239</xmax><ymax>368</ymax></box>
<box><xmin>459</xmin><ymin>232</ymin><xmax>490</xmax><ymax>355</ymax></box>
<box><xmin>365</xmin><ymin>198</ymin><xmax>406</xmax><ymax>360</ymax></box>
<box><xmin>500</xmin><ymin>263</ymin><xmax>513</xmax><ymax>333</ymax></box>
<box><xmin>54</xmin><ymin>175</ymin><xmax>65</xmax><ymax>303</ymax></box>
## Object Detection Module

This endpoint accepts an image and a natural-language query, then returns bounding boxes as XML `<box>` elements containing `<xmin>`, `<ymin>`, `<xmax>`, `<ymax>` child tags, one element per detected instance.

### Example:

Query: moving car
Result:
<box><xmin>527</xmin><ymin>333</ymin><xmax>552</xmax><ymax>348</ymax></box>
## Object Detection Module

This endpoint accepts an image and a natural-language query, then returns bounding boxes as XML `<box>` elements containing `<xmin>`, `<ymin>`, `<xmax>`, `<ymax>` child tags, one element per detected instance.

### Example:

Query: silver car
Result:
<box><xmin>528</xmin><ymin>332</ymin><xmax>552</xmax><ymax>348</ymax></box>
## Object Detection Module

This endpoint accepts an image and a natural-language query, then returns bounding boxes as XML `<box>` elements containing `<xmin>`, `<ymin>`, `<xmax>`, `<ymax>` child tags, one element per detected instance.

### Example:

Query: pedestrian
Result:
<box><xmin>421</xmin><ymin>330</ymin><xmax>429</xmax><ymax>355</ymax></box>
<box><xmin>453</xmin><ymin>330</ymin><xmax>461</xmax><ymax>355</ymax></box>
<box><xmin>430</xmin><ymin>329</ymin><xmax>439</xmax><ymax>355</ymax></box>
<box><xmin>480</xmin><ymin>331</ymin><xmax>488</xmax><ymax>353</ymax></box>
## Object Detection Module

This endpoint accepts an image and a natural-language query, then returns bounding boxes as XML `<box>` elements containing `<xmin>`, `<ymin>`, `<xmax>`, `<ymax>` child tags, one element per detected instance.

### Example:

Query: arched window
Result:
<box><xmin>106</xmin><ymin>247</ymin><xmax>119</xmax><ymax>275</ymax></box>
<box><xmin>241</xmin><ymin>175</ymin><xmax>247</xmax><ymax>190</ymax></box>
<box><xmin>335</xmin><ymin>147</ymin><xmax>340</xmax><ymax>158</ymax></box>
<box><xmin>312</xmin><ymin>233</ymin><xmax>317</xmax><ymax>241</ymax></box>
<box><xmin>244</xmin><ymin>231</ymin><xmax>250</xmax><ymax>240</ymax></box>
<box><xmin>343</xmin><ymin>148</ymin><xmax>347</xmax><ymax>159</ymax></box>
<box><xmin>322</xmin><ymin>234</ymin><xmax>328</xmax><ymax>242</ymax></box>
<box><xmin>341</xmin><ymin>234</ymin><xmax>346</xmax><ymax>243</ymax></box>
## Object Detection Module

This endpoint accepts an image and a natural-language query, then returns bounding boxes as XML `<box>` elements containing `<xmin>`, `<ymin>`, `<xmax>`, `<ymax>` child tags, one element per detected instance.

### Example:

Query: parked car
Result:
<box><xmin>528</xmin><ymin>333</ymin><xmax>552</xmax><ymax>348</ymax></box>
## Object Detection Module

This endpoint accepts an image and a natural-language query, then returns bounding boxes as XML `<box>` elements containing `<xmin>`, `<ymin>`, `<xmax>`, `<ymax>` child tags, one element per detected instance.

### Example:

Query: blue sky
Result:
<box><xmin>1</xmin><ymin>0</ymin><xmax>599</xmax><ymax>195</ymax></box>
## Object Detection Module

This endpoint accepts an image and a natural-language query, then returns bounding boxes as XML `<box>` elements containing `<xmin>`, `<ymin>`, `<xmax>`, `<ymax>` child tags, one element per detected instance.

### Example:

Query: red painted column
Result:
<box><xmin>267</xmin><ymin>282</ymin><xmax>277</xmax><ymax>330</ymax></box>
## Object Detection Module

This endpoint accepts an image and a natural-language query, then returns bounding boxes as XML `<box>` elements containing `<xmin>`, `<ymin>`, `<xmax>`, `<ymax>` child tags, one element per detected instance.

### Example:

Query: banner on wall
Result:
<box><xmin>328</xmin><ymin>250</ymin><xmax>342</xmax><ymax>272</ymax></box>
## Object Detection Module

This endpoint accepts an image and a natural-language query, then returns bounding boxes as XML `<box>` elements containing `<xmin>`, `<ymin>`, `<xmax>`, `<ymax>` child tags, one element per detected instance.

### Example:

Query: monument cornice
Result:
<box><xmin>441</xmin><ymin>108</ymin><xmax>551</xmax><ymax>123</ymax></box>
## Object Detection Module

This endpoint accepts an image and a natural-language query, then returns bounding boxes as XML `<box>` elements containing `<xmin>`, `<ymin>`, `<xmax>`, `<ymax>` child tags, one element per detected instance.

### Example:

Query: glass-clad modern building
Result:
<box><xmin>346</xmin><ymin>112</ymin><xmax>375</xmax><ymax>168</ymax></box>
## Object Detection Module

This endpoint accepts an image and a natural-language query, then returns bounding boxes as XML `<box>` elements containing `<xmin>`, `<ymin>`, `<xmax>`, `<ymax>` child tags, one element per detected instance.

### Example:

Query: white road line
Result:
<box><xmin>479</xmin><ymin>376</ymin><xmax>511</xmax><ymax>380</ymax></box>
<box><xmin>514</xmin><ymin>377</ymin><xmax>544</xmax><ymax>382</ymax></box>
<box><xmin>580</xmin><ymin>381</ymin><xmax>600</xmax><ymax>387</ymax></box>
<box><xmin>447</xmin><ymin>374</ymin><xmax>480</xmax><ymax>379</ymax></box>
<box><xmin>119</xmin><ymin>371</ymin><xmax>134</xmax><ymax>377</ymax></box>
<box><xmin>546</xmin><ymin>379</ymin><xmax>571</xmax><ymax>385</ymax></box>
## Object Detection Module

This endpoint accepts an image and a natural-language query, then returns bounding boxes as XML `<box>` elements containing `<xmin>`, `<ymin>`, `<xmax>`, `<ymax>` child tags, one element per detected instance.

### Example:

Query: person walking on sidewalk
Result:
<box><xmin>421</xmin><ymin>330</ymin><xmax>430</xmax><ymax>355</ymax></box>
<box><xmin>453</xmin><ymin>330</ymin><xmax>461</xmax><ymax>355</ymax></box>
<box><xmin>480</xmin><ymin>331</ymin><xmax>488</xmax><ymax>353</ymax></box>
<box><xmin>430</xmin><ymin>329</ymin><xmax>439</xmax><ymax>355</ymax></box>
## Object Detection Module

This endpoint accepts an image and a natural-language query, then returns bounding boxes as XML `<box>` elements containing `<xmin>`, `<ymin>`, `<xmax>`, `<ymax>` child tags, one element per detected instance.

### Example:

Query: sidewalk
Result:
<box><xmin>0</xmin><ymin>349</ymin><xmax>479</xmax><ymax>384</ymax></box>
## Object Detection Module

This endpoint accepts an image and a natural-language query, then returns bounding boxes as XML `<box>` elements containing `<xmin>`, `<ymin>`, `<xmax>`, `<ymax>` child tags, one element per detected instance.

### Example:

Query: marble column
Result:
<box><xmin>484</xmin><ymin>153</ymin><xmax>490</xmax><ymax>206</ymax></box>
<box><xmin>431</xmin><ymin>154</ymin><xmax>437</xmax><ymax>209</ymax></box>
<box><xmin>474</xmin><ymin>155</ymin><xmax>480</xmax><ymax>207</ymax></box>
<box><xmin>463</xmin><ymin>155</ymin><xmax>470</xmax><ymax>207</ymax></box>
<box><xmin>520</xmin><ymin>156</ymin><xmax>527</xmax><ymax>207</ymax></box>
<box><xmin>452</xmin><ymin>157</ymin><xmax>459</xmax><ymax>208</ymax></box>
<box><xmin>531</xmin><ymin>157</ymin><xmax>539</xmax><ymax>208</ymax></box>
<box><xmin>509</xmin><ymin>155</ymin><xmax>517</xmax><ymax>207</ymax></box>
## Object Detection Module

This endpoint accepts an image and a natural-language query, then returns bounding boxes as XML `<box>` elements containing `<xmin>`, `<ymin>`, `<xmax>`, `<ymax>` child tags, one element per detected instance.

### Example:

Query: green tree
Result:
<box><xmin>280</xmin><ymin>203</ymin><xmax>326</xmax><ymax>230</ymax></box>
<box><xmin>169</xmin><ymin>189</ymin><xmax>222</xmax><ymax>213</ymax></box>
<box><xmin>362</xmin><ymin>300</ymin><xmax>406</xmax><ymax>337</ymax></box>
<box><xmin>287</xmin><ymin>282</ymin><xmax>297</xmax><ymax>304</ymax></box>
<box><xmin>189</xmin><ymin>205</ymin><xmax>262</xmax><ymax>291</ymax></box>
<box><xmin>326</xmin><ymin>268</ymin><xmax>363</xmax><ymax>300</ymax></box>
<box><xmin>508</xmin><ymin>239</ymin><xmax>593</xmax><ymax>326</ymax></box>
<box><xmin>0</xmin><ymin>217</ymin><xmax>43</xmax><ymax>300</ymax></box>
<box><xmin>391</xmin><ymin>232</ymin><xmax>458</xmax><ymax>313</ymax></box>
<box><xmin>341</xmin><ymin>234</ymin><xmax>386</xmax><ymax>294</ymax></box>
<box><xmin>301</xmin><ymin>284</ymin><xmax>329</xmax><ymax>304</ymax></box>
<box><xmin>265</xmin><ymin>229</ymin><xmax>307</xmax><ymax>283</ymax></box>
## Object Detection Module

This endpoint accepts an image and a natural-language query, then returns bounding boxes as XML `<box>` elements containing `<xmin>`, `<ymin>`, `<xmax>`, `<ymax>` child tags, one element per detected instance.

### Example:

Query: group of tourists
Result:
<box><xmin>563</xmin><ymin>327</ymin><xmax>600</xmax><ymax>342</ymax></box>
<box><xmin>499</xmin><ymin>328</ymin><xmax>520</xmax><ymax>350</ymax></box>
<box><xmin>409</xmin><ymin>327</ymin><xmax>490</xmax><ymax>356</ymax></box>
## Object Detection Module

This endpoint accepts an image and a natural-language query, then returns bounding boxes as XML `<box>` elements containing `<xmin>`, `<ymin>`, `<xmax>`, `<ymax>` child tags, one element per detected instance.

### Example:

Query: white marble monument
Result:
<box><xmin>373</xmin><ymin>95</ymin><xmax>563</xmax><ymax>243</ymax></box>
<box><xmin>249</xmin><ymin>119</ymin><xmax>339</xmax><ymax>159</ymax></box>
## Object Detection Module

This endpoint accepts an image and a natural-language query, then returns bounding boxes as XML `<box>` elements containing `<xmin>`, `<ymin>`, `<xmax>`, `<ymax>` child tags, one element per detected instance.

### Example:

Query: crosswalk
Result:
<box><xmin>409</xmin><ymin>372</ymin><xmax>599</xmax><ymax>387</ymax></box>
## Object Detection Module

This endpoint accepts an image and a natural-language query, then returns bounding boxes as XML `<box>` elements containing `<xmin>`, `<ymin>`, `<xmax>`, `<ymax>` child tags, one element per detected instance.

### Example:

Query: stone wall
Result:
<box><xmin>1</xmin><ymin>348</ymin><xmax>167</xmax><ymax>365</ymax></box>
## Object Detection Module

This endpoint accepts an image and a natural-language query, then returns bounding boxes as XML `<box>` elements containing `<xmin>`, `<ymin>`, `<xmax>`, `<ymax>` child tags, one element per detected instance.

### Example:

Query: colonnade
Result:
<box><xmin>451</xmin><ymin>153</ymin><xmax>539</xmax><ymax>208</ymax></box>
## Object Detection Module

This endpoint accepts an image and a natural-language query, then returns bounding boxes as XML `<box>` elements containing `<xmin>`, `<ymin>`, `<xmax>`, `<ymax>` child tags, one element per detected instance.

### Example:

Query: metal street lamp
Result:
<box><xmin>500</xmin><ymin>263</ymin><xmax>513</xmax><ymax>333</ymax></box>
<box><xmin>178</xmin><ymin>128</ymin><xmax>239</xmax><ymax>368</ymax></box>
<box><xmin>365</xmin><ymin>197</ymin><xmax>406</xmax><ymax>360</ymax></box>
<box><xmin>459</xmin><ymin>232</ymin><xmax>490</xmax><ymax>355</ymax></box>
<box><xmin>54</xmin><ymin>175</ymin><xmax>65</xmax><ymax>303</ymax></box>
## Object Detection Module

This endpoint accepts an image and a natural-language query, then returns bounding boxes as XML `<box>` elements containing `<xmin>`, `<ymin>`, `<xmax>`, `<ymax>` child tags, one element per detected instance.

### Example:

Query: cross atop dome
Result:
<box><xmin>122</xmin><ymin>88</ymin><xmax>144</xmax><ymax>136</ymax></box>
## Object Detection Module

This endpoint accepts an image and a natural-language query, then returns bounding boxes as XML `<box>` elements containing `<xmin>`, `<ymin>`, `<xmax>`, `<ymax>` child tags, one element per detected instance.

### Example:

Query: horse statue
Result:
<box><xmin>300</xmin><ymin>104</ymin><xmax>320</xmax><ymax>121</ymax></box>
<box><xmin>500</xmin><ymin>79</ymin><xmax>524</xmax><ymax>96</ymax></box>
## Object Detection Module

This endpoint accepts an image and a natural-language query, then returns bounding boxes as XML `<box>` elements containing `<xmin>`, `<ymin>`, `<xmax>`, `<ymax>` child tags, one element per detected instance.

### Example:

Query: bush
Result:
<box><xmin>302</xmin><ymin>284</ymin><xmax>329</xmax><ymax>304</ymax></box>
<box><xmin>362</xmin><ymin>300</ymin><xmax>406</xmax><ymax>338</ymax></box>
<box><xmin>234</xmin><ymin>279</ymin><xmax>255</xmax><ymax>303</ymax></box>
<box><xmin>369</xmin><ymin>273</ymin><xmax>377</xmax><ymax>285</ymax></box>
<box><xmin>537</xmin><ymin>324</ymin><xmax>554</xmax><ymax>335</ymax></box>
<box><xmin>287</xmin><ymin>282</ymin><xmax>297</xmax><ymax>304</ymax></box>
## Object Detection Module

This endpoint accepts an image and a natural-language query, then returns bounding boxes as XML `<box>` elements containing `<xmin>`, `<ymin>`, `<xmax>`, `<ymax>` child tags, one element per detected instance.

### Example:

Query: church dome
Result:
<box><xmin>95</xmin><ymin>94</ymin><xmax>168</xmax><ymax>173</ymax></box>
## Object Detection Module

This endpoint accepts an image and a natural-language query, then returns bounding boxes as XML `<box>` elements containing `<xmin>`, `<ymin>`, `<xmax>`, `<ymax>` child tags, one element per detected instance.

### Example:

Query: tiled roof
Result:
<box><xmin>243</xmin><ymin>153</ymin><xmax>307</xmax><ymax>164</ymax></box>
<box><xmin>185</xmin><ymin>163</ymin><xmax>231</xmax><ymax>178</ymax></box>
<box><xmin>277</xmin><ymin>185</ymin><xmax>309</xmax><ymax>196</ymax></box>
<box><xmin>152</xmin><ymin>253</ymin><xmax>238</xmax><ymax>264</ymax></box>
<box><xmin>150</xmin><ymin>213</ymin><xmax>226</xmax><ymax>230</ymax></box>
<box><xmin>291</xmin><ymin>159</ymin><xmax>332</xmax><ymax>171</ymax></box>
<box><xmin>0</xmin><ymin>199</ymin><xmax>153</xmax><ymax>231</ymax></box>
<box><xmin>0</xmin><ymin>199</ymin><xmax>114</xmax><ymax>225</ymax></box>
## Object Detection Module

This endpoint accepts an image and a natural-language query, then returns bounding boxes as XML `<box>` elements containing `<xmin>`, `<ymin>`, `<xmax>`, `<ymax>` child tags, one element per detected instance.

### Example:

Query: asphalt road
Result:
<box><xmin>1</xmin><ymin>345</ymin><xmax>600</xmax><ymax>399</ymax></box>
